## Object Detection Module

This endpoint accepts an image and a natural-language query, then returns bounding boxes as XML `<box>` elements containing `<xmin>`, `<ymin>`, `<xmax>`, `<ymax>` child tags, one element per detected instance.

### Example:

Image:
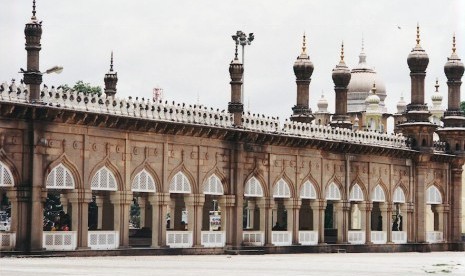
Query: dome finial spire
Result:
<box><xmin>372</xmin><ymin>81</ymin><xmax>377</xmax><ymax>94</ymax></box>
<box><xmin>340</xmin><ymin>41</ymin><xmax>345</xmax><ymax>62</ymax></box>
<box><xmin>452</xmin><ymin>33</ymin><xmax>456</xmax><ymax>54</ymax></box>
<box><xmin>301</xmin><ymin>32</ymin><xmax>307</xmax><ymax>54</ymax></box>
<box><xmin>361</xmin><ymin>34</ymin><xmax>365</xmax><ymax>52</ymax></box>
<box><xmin>110</xmin><ymin>51</ymin><xmax>114</xmax><ymax>72</ymax></box>
<box><xmin>416</xmin><ymin>22</ymin><xmax>421</xmax><ymax>46</ymax></box>
<box><xmin>32</xmin><ymin>0</ymin><xmax>37</xmax><ymax>19</ymax></box>
<box><xmin>435</xmin><ymin>78</ymin><xmax>439</xmax><ymax>92</ymax></box>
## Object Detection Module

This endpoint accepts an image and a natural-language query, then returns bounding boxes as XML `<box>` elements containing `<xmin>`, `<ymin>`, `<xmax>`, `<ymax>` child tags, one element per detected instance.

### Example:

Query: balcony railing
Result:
<box><xmin>43</xmin><ymin>231</ymin><xmax>77</xmax><ymax>251</ymax></box>
<box><xmin>88</xmin><ymin>231</ymin><xmax>119</xmax><ymax>250</ymax></box>
<box><xmin>166</xmin><ymin>231</ymin><xmax>193</xmax><ymax>248</ymax></box>
<box><xmin>348</xmin><ymin>231</ymin><xmax>365</xmax><ymax>244</ymax></box>
<box><xmin>242</xmin><ymin>231</ymin><xmax>264</xmax><ymax>246</ymax></box>
<box><xmin>298</xmin><ymin>231</ymin><xmax>318</xmax><ymax>245</ymax></box>
<box><xmin>271</xmin><ymin>231</ymin><xmax>292</xmax><ymax>246</ymax></box>
<box><xmin>370</xmin><ymin>231</ymin><xmax>387</xmax><ymax>244</ymax></box>
<box><xmin>0</xmin><ymin>232</ymin><xmax>16</xmax><ymax>250</ymax></box>
<box><xmin>201</xmin><ymin>231</ymin><xmax>225</xmax><ymax>248</ymax></box>
<box><xmin>391</xmin><ymin>231</ymin><xmax>407</xmax><ymax>244</ymax></box>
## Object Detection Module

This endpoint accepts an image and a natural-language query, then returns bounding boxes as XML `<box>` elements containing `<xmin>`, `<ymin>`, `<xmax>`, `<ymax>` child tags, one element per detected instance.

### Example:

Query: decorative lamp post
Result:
<box><xmin>232</xmin><ymin>31</ymin><xmax>254</xmax><ymax>102</ymax></box>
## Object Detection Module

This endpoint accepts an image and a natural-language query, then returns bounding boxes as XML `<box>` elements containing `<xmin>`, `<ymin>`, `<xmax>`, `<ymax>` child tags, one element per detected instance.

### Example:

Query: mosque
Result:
<box><xmin>0</xmin><ymin>1</ymin><xmax>464</xmax><ymax>254</ymax></box>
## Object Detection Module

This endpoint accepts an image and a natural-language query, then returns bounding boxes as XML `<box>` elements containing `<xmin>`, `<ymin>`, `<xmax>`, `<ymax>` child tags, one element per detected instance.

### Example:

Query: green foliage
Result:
<box><xmin>460</xmin><ymin>101</ymin><xmax>465</xmax><ymax>114</ymax></box>
<box><xmin>130</xmin><ymin>201</ymin><xmax>141</xmax><ymax>228</ymax></box>
<box><xmin>61</xmin><ymin>80</ymin><xmax>102</xmax><ymax>96</ymax></box>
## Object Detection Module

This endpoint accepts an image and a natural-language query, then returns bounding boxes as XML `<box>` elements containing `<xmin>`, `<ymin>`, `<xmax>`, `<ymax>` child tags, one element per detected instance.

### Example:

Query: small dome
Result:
<box><xmin>396</xmin><ymin>95</ymin><xmax>407</xmax><ymax>113</ymax></box>
<box><xmin>293</xmin><ymin>34</ymin><xmax>314</xmax><ymax>80</ymax></box>
<box><xmin>317</xmin><ymin>94</ymin><xmax>328</xmax><ymax>112</ymax></box>
<box><xmin>431</xmin><ymin>79</ymin><xmax>443</xmax><ymax>103</ymax></box>
<box><xmin>444</xmin><ymin>35</ymin><xmax>464</xmax><ymax>81</ymax></box>
<box><xmin>365</xmin><ymin>84</ymin><xmax>380</xmax><ymax>105</ymax></box>
<box><xmin>332</xmin><ymin>43</ymin><xmax>351</xmax><ymax>87</ymax></box>
<box><xmin>407</xmin><ymin>25</ymin><xmax>429</xmax><ymax>72</ymax></box>
<box><xmin>229</xmin><ymin>56</ymin><xmax>244</xmax><ymax>81</ymax></box>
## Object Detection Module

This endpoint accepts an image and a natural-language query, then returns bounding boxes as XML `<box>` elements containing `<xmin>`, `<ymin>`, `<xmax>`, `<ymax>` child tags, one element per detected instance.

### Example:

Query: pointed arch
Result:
<box><xmin>46</xmin><ymin>163</ymin><xmax>75</xmax><ymax>189</ymax></box>
<box><xmin>131</xmin><ymin>163</ymin><xmax>161</xmax><ymax>193</ymax></box>
<box><xmin>203</xmin><ymin>166</ymin><xmax>228</xmax><ymax>194</ymax></box>
<box><xmin>273</xmin><ymin>178</ymin><xmax>291</xmax><ymax>198</ymax></box>
<box><xmin>91</xmin><ymin>166</ymin><xmax>118</xmax><ymax>191</ymax></box>
<box><xmin>132</xmin><ymin>169</ymin><xmax>156</xmax><ymax>193</ymax></box>
<box><xmin>44</xmin><ymin>154</ymin><xmax>81</xmax><ymax>189</ymax></box>
<box><xmin>325</xmin><ymin>182</ymin><xmax>342</xmax><ymax>200</ymax></box>
<box><xmin>426</xmin><ymin>185</ymin><xmax>442</xmax><ymax>204</ymax></box>
<box><xmin>0</xmin><ymin>160</ymin><xmax>14</xmax><ymax>187</ymax></box>
<box><xmin>168</xmin><ymin>164</ymin><xmax>196</xmax><ymax>194</ymax></box>
<box><xmin>203</xmin><ymin>174</ymin><xmax>224</xmax><ymax>195</ymax></box>
<box><xmin>169</xmin><ymin>171</ymin><xmax>192</xmax><ymax>193</ymax></box>
<box><xmin>244</xmin><ymin>176</ymin><xmax>264</xmax><ymax>197</ymax></box>
<box><xmin>349</xmin><ymin>183</ymin><xmax>364</xmax><ymax>201</ymax></box>
<box><xmin>372</xmin><ymin>184</ymin><xmax>386</xmax><ymax>202</ymax></box>
<box><xmin>300</xmin><ymin>180</ymin><xmax>317</xmax><ymax>199</ymax></box>
<box><xmin>393</xmin><ymin>186</ymin><xmax>406</xmax><ymax>203</ymax></box>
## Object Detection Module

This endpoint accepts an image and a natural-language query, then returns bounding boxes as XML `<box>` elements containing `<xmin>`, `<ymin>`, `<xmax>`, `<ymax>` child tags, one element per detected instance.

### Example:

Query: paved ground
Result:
<box><xmin>1</xmin><ymin>252</ymin><xmax>464</xmax><ymax>275</ymax></box>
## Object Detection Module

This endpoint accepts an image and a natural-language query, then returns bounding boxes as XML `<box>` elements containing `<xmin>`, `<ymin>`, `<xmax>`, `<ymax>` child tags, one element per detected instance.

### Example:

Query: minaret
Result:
<box><xmin>290</xmin><ymin>34</ymin><xmax>314</xmax><ymax>123</ymax></box>
<box><xmin>330</xmin><ymin>42</ymin><xmax>352</xmax><ymax>129</ymax></box>
<box><xmin>228</xmin><ymin>44</ymin><xmax>244</xmax><ymax>126</ymax></box>
<box><xmin>104</xmin><ymin>52</ymin><xmax>118</xmax><ymax>98</ymax></box>
<box><xmin>398</xmin><ymin>24</ymin><xmax>436</xmax><ymax>150</ymax></box>
<box><xmin>23</xmin><ymin>0</ymin><xmax>43</xmax><ymax>103</ymax></box>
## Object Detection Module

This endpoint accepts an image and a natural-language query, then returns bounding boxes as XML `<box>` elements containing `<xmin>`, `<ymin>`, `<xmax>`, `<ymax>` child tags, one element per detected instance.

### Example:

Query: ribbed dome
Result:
<box><xmin>347</xmin><ymin>46</ymin><xmax>387</xmax><ymax>112</ymax></box>
<box><xmin>407</xmin><ymin>25</ymin><xmax>429</xmax><ymax>72</ymax></box>
<box><xmin>444</xmin><ymin>36</ymin><xmax>464</xmax><ymax>81</ymax></box>
<box><xmin>332</xmin><ymin>43</ymin><xmax>351</xmax><ymax>87</ymax></box>
<box><xmin>317</xmin><ymin>94</ymin><xmax>328</xmax><ymax>112</ymax></box>
<box><xmin>293</xmin><ymin>35</ymin><xmax>314</xmax><ymax>80</ymax></box>
<box><xmin>365</xmin><ymin>84</ymin><xmax>380</xmax><ymax>105</ymax></box>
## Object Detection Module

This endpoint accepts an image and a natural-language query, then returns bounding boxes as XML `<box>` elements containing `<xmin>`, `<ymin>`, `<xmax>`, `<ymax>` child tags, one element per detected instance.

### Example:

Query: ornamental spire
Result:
<box><xmin>301</xmin><ymin>32</ymin><xmax>307</xmax><ymax>55</ymax></box>
<box><xmin>32</xmin><ymin>0</ymin><xmax>37</xmax><ymax>20</ymax></box>
<box><xmin>435</xmin><ymin>78</ymin><xmax>439</xmax><ymax>92</ymax></box>
<box><xmin>340</xmin><ymin>41</ymin><xmax>345</xmax><ymax>62</ymax></box>
<box><xmin>110</xmin><ymin>51</ymin><xmax>114</xmax><ymax>72</ymax></box>
<box><xmin>416</xmin><ymin>22</ymin><xmax>421</xmax><ymax>46</ymax></box>
<box><xmin>452</xmin><ymin>33</ymin><xmax>456</xmax><ymax>54</ymax></box>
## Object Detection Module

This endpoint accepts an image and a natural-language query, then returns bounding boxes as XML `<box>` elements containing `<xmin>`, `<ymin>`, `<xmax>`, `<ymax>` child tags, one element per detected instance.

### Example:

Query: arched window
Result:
<box><xmin>132</xmin><ymin>169</ymin><xmax>156</xmax><ymax>193</ymax></box>
<box><xmin>244</xmin><ymin>177</ymin><xmax>264</xmax><ymax>197</ymax></box>
<box><xmin>372</xmin><ymin>185</ymin><xmax>386</xmax><ymax>202</ymax></box>
<box><xmin>169</xmin><ymin>171</ymin><xmax>191</xmax><ymax>193</ymax></box>
<box><xmin>273</xmin><ymin>178</ymin><xmax>290</xmax><ymax>198</ymax></box>
<box><xmin>46</xmin><ymin>163</ymin><xmax>75</xmax><ymax>189</ymax></box>
<box><xmin>349</xmin><ymin>184</ymin><xmax>364</xmax><ymax>201</ymax></box>
<box><xmin>300</xmin><ymin>180</ymin><xmax>317</xmax><ymax>199</ymax></box>
<box><xmin>0</xmin><ymin>161</ymin><xmax>14</xmax><ymax>187</ymax></box>
<box><xmin>426</xmin><ymin>186</ymin><xmax>442</xmax><ymax>204</ymax></box>
<box><xmin>326</xmin><ymin>182</ymin><xmax>341</xmax><ymax>200</ymax></box>
<box><xmin>91</xmin><ymin>166</ymin><xmax>117</xmax><ymax>191</ymax></box>
<box><xmin>203</xmin><ymin>174</ymin><xmax>224</xmax><ymax>195</ymax></box>
<box><xmin>393</xmin><ymin>187</ymin><xmax>406</xmax><ymax>203</ymax></box>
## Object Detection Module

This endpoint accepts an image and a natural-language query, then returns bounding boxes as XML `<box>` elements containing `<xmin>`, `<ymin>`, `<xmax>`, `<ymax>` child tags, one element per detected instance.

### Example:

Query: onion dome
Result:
<box><xmin>317</xmin><ymin>93</ymin><xmax>328</xmax><ymax>112</ymax></box>
<box><xmin>332</xmin><ymin>42</ymin><xmax>351</xmax><ymax>87</ymax></box>
<box><xmin>365</xmin><ymin>82</ymin><xmax>380</xmax><ymax>105</ymax></box>
<box><xmin>24</xmin><ymin>1</ymin><xmax>42</xmax><ymax>48</ymax></box>
<box><xmin>407</xmin><ymin>24</ymin><xmax>429</xmax><ymax>72</ymax></box>
<box><xmin>396</xmin><ymin>94</ymin><xmax>407</xmax><ymax>113</ymax></box>
<box><xmin>444</xmin><ymin>35</ymin><xmax>464</xmax><ymax>81</ymax></box>
<box><xmin>293</xmin><ymin>34</ymin><xmax>314</xmax><ymax>80</ymax></box>
<box><xmin>104</xmin><ymin>52</ymin><xmax>118</xmax><ymax>97</ymax></box>
<box><xmin>229</xmin><ymin>49</ymin><xmax>244</xmax><ymax>81</ymax></box>
<box><xmin>431</xmin><ymin>79</ymin><xmax>443</xmax><ymax>103</ymax></box>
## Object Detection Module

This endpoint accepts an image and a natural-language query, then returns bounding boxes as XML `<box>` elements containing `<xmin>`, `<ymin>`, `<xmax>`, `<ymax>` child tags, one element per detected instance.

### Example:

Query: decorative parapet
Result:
<box><xmin>282</xmin><ymin>120</ymin><xmax>409</xmax><ymax>149</ymax></box>
<box><xmin>0</xmin><ymin>81</ymin><xmax>412</xmax><ymax>150</ymax></box>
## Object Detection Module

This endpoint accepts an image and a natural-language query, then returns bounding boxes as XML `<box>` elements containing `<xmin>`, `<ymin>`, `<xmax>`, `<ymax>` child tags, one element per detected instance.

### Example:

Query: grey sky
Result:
<box><xmin>1</xmin><ymin>0</ymin><xmax>464</xmax><ymax>123</ymax></box>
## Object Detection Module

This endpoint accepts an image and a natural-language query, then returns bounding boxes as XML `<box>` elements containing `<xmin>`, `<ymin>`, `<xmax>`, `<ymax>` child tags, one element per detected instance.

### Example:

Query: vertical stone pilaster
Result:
<box><xmin>218</xmin><ymin>195</ymin><xmax>235</xmax><ymax>245</ymax></box>
<box><xmin>66</xmin><ymin>190</ymin><xmax>92</xmax><ymax>249</ymax></box>
<box><xmin>257</xmin><ymin>197</ymin><xmax>273</xmax><ymax>245</ymax></box>
<box><xmin>406</xmin><ymin>202</ymin><xmax>415</xmax><ymax>243</ymax></box>
<box><xmin>360</xmin><ymin>201</ymin><xmax>373</xmax><ymax>244</ymax></box>
<box><xmin>95</xmin><ymin>196</ymin><xmax>104</xmax><ymax>229</ymax></box>
<box><xmin>415</xmin><ymin>161</ymin><xmax>429</xmax><ymax>243</ymax></box>
<box><xmin>110</xmin><ymin>191</ymin><xmax>133</xmax><ymax>248</ymax></box>
<box><xmin>185</xmin><ymin>194</ymin><xmax>205</xmax><ymax>247</ymax></box>
<box><xmin>284</xmin><ymin>198</ymin><xmax>301</xmax><ymax>244</ymax></box>
<box><xmin>380</xmin><ymin>203</ymin><xmax>392</xmax><ymax>243</ymax></box>
<box><xmin>149</xmin><ymin>193</ymin><xmax>170</xmax><ymax>248</ymax></box>
<box><xmin>7</xmin><ymin>187</ymin><xmax>31</xmax><ymax>251</ymax></box>
<box><xmin>310</xmin><ymin>199</ymin><xmax>326</xmax><ymax>244</ymax></box>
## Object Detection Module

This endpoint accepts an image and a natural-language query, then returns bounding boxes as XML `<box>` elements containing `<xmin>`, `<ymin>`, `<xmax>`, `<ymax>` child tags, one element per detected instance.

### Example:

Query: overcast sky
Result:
<box><xmin>1</xmin><ymin>0</ymin><xmax>464</xmax><ymax>123</ymax></box>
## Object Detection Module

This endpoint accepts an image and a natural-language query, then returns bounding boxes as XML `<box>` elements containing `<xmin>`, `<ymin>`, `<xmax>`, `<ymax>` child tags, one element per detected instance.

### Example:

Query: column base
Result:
<box><xmin>151</xmin><ymin>245</ymin><xmax>169</xmax><ymax>249</ymax></box>
<box><xmin>318</xmin><ymin>242</ymin><xmax>327</xmax><ymax>245</ymax></box>
<box><xmin>77</xmin><ymin>246</ymin><xmax>91</xmax><ymax>250</ymax></box>
<box><xmin>265</xmin><ymin>243</ymin><xmax>274</xmax><ymax>246</ymax></box>
<box><xmin>118</xmin><ymin>245</ymin><xmax>131</xmax><ymax>249</ymax></box>
<box><xmin>365</xmin><ymin>241</ymin><xmax>373</xmax><ymax>245</ymax></box>
<box><xmin>193</xmin><ymin>245</ymin><xmax>204</xmax><ymax>248</ymax></box>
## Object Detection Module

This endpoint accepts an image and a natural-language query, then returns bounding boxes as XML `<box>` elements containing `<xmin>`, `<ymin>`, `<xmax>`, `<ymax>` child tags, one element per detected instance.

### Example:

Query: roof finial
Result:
<box><xmin>301</xmin><ymin>32</ymin><xmax>307</xmax><ymax>54</ymax></box>
<box><xmin>416</xmin><ymin>22</ymin><xmax>421</xmax><ymax>46</ymax></box>
<box><xmin>372</xmin><ymin>81</ymin><xmax>377</xmax><ymax>94</ymax></box>
<box><xmin>234</xmin><ymin>43</ymin><xmax>238</xmax><ymax>60</ymax></box>
<box><xmin>435</xmin><ymin>78</ymin><xmax>439</xmax><ymax>92</ymax></box>
<box><xmin>110</xmin><ymin>51</ymin><xmax>114</xmax><ymax>72</ymax></box>
<box><xmin>452</xmin><ymin>33</ymin><xmax>456</xmax><ymax>54</ymax></box>
<box><xmin>361</xmin><ymin>34</ymin><xmax>365</xmax><ymax>52</ymax></box>
<box><xmin>32</xmin><ymin>0</ymin><xmax>37</xmax><ymax>19</ymax></box>
<box><xmin>340</xmin><ymin>41</ymin><xmax>345</xmax><ymax>62</ymax></box>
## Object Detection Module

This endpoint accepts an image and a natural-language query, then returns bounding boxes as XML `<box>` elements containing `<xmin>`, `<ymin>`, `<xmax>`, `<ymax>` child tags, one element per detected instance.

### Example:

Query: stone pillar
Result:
<box><xmin>149</xmin><ymin>193</ymin><xmax>170</xmax><ymax>248</ymax></box>
<box><xmin>95</xmin><ymin>195</ymin><xmax>104</xmax><ymax>229</ymax></box>
<box><xmin>380</xmin><ymin>203</ymin><xmax>391</xmax><ymax>243</ymax></box>
<box><xmin>7</xmin><ymin>187</ymin><xmax>30</xmax><ymax>251</ymax></box>
<box><xmin>138</xmin><ymin>197</ymin><xmax>147</xmax><ymax>228</ymax></box>
<box><xmin>335</xmin><ymin>200</ymin><xmax>350</xmax><ymax>243</ymax></box>
<box><xmin>310</xmin><ymin>199</ymin><xmax>326</xmax><ymax>244</ymax></box>
<box><xmin>432</xmin><ymin>204</ymin><xmax>447</xmax><ymax>242</ymax></box>
<box><xmin>415</xmin><ymin>162</ymin><xmax>429</xmax><ymax>243</ymax></box>
<box><xmin>246</xmin><ymin>200</ymin><xmax>256</xmax><ymax>229</ymax></box>
<box><xmin>284</xmin><ymin>198</ymin><xmax>301</xmax><ymax>244</ymax></box>
<box><xmin>110</xmin><ymin>191</ymin><xmax>133</xmax><ymax>248</ymax></box>
<box><xmin>30</xmin><ymin>186</ymin><xmax>47</xmax><ymax>251</ymax></box>
<box><xmin>360</xmin><ymin>201</ymin><xmax>372</xmax><ymax>244</ymax></box>
<box><xmin>257</xmin><ymin>197</ymin><xmax>273</xmax><ymax>245</ymax></box>
<box><xmin>232</xmin><ymin>145</ymin><xmax>245</xmax><ymax>246</ymax></box>
<box><xmin>67</xmin><ymin>189</ymin><xmax>92</xmax><ymax>249</ymax></box>
<box><xmin>450</xmin><ymin>162</ymin><xmax>463</xmax><ymax>241</ymax></box>
<box><xmin>185</xmin><ymin>194</ymin><xmax>205</xmax><ymax>247</ymax></box>
<box><xmin>60</xmin><ymin>194</ymin><xmax>69</xmax><ymax>213</ymax></box>
<box><xmin>406</xmin><ymin>202</ymin><xmax>415</xmax><ymax>243</ymax></box>
<box><xmin>218</xmin><ymin>195</ymin><xmax>235</xmax><ymax>245</ymax></box>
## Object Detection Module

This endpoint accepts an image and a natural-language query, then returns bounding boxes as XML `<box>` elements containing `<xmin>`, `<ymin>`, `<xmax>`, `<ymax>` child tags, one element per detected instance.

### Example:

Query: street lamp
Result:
<box><xmin>232</xmin><ymin>31</ymin><xmax>254</xmax><ymax>102</ymax></box>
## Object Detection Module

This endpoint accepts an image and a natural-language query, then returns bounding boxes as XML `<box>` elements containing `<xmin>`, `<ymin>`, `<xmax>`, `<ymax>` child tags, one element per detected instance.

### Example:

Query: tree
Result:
<box><xmin>461</xmin><ymin>101</ymin><xmax>465</xmax><ymax>114</ymax></box>
<box><xmin>60</xmin><ymin>80</ymin><xmax>102</xmax><ymax>96</ymax></box>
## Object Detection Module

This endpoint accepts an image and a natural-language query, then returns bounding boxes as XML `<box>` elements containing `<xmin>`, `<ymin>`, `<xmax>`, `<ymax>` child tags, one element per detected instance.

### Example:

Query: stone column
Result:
<box><xmin>138</xmin><ymin>196</ymin><xmax>147</xmax><ymax>228</ymax></box>
<box><xmin>185</xmin><ymin>194</ymin><xmax>205</xmax><ymax>247</ymax></box>
<box><xmin>110</xmin><ymin>191</ymin><xmax>133</xmax><ymax>248</ymax></box>
<box><xmin>415</xmin><ymin>162</ymin><xmax>429</xmax><ymax>243</ymax></box>
<box><xmin>148</xmin><ymin>193</ymin><xmax>170</xmax><ymax>248</ymax></box>
<box><xmin>284</xmin><ymin>198</ymin><xmax>301</xmax><ymax>244</ymax></box>
<box><xmin>359</xmin><ymin>201</ymin><xmax>372</xmax><ymax>244</ymax></box>
<box><xmin>335</xmin><ymin>201</ymin><xmax>350</xmax><ymax>243</ymax></box>
<box><xmin>432</xmin><ymin>204</ymin><xmax>448</xmax><ymax>242</ymax></box>
<box><xmin>7</xmin><ymin>187</ymin><xmax>30</xmax><ymax>251</ymax></box>
<box><xmin>257</xmin><ymin>197</ymin><xmax>273</xmax><ymax>245</ymax></box>
<box><xmin>450</xmin><ymin>162</ymin><xmax>463</xmax><ymax>241</ymax></box>
<box><xmin>218</xmin><ymin>195</ymin><xmax>235</xmax><ymax>245</ymax></box>
<box><xmin>246</xmin><ymin>201</ymin><xmax>256</xmax><ymax>229</ymax></box>
<box><xmin>95</xmin><ymin>195</ymin><xmax>104</xmax><ymax>229</ymax></box>
<box><xmin>380</xmin><ymin>203</ymin><xmax>391</xmax><ymax>243</ymax></box>
<box><xmin>310</xmin><ymin>199</ymin><xmax>326</xmax><ymax>244</ymax></box>
<box><xmin>66</xmin><ymin>189</ymin><xmax>92</xmax><ymax>249</ymax></box>
<box><xmin>406</xmin><ymin>202</ymin><xmax>415</xmax><ymax>243</ymax></box>
<box><xmin>60</xmin><ymin>194</ymin><xmax>69</xmax><ymax>214</ymax></box>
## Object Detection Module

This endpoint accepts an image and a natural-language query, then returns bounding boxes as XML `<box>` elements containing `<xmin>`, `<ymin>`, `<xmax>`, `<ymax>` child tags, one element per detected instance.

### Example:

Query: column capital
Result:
<box><xmin>218</xmin><ymin>195</ymin><xmax>236</xmax><ymax>207</ymax></box>
<box><xmin>185</xmin><ymin>193</ymin><xmax>205</xmax><ymax>206</ymax></box>
<box><xmin>284</xmin><ymin>198</ymin><xmax>302</xmax><ymax>209</ymax></box>
<box><xmin>310</xmin><ymin>199</ymin><xmax>326</xmax><ymax>209</ymax></box>
<box><xmin>407</xmin><ymin>202</ymin><xmax>415</xmax><ymax>213</ymax></box>
<box><xmin>379</xmin><ymin>202</ymin><xmax>393</xmax><ymax>212</ymax></box>
<box><xmin>64</xmin><ymin>189</ymin><xmax>93</xmax><ymax>203</ymax></box>
<box><xmin>432</xmin><ymin>204</ymin><xmax>449</xmax><ymax>213</ymax></box>
<box><xmin>257</xmin><ymin>197</ymin><xmax>274</xmax><ymax>209</ymax></box>
<box><xmin>6</xmin><ymin>187</ymin><xmax>32</xmax><ymax>202</ymax></box>
<box><xmin>110</xmin><ymin>191</ymin><xmax>133</xmax><ymax>205</ymax></box>
<box><xmin>359</xmin><ymin>201</ymin><xmax>373</xmax><ymax>211</ymax></box>
<box><xmin>148</xmin><ymin>193</ymin><xmax>170</xmax><ymax>205</ymax></box>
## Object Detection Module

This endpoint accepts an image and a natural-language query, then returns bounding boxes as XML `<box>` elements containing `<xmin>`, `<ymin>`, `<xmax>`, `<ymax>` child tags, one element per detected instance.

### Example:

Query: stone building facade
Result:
<box><xmin>0</xmin><ymin>3</ymin><xmax>464</xmax><ymax>253</ymax></box>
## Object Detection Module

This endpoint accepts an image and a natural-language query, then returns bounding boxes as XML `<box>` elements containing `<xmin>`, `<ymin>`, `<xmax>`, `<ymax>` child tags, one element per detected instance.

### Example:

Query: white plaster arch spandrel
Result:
<box><xmin>0</xmin><ymin>160</ymin><xmax>14</xmax><ymax>187</ymax></box>
<box><xmin>244</xmin><ymin>176</ymin><xmax>264</xmax><ymax>197</ymax></box>
<box><xmin>169</xmin><ymin>171</ymin><xmax>192</xmax><ymax>194</ymax></box>
<box><xmin>273</xmin><ymin>178</ymin><xmax>291</xmax><ymax>198</ymax></box>
<box><xmin>46</xmin><ymin>163</ymin><xmax>75</xmax><ymax>189</ymax></box>
<box><xmin>91</xmin><ymin>166</ymin><xmax>117</xmax><ymax>191</ymax></box>
<box><xmin>203</xmin><ymin>174</ymin><xmax>224</xmax><ymax>195</ymax></box>
<box><xmin>132</xmin><ymin>169</ymin><xmax>156</xmax><ymax>193</ymax></box>
<box><xmin>300</xmin><ymin>180</ymin><xmax>317</xmax><ymax>199</ymax></box>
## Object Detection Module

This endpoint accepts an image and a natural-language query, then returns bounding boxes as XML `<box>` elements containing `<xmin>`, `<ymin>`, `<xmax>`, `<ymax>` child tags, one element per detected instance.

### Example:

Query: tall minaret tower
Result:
<box><xmin>290</xmin><ymin>34</ymin><xmax>314</xmax><ymax>123</ymax></box>
<box><xmin>23</xmin><ymin>0</ymin><xmax>43</xmax><ymax>103</ymax></box>
<box><xmin>330</xmin><ymin>42</ymin><xmax>352</xmax><ymax>129</ymax></box>
<box><xmin>228</xmin><ymin>44</ymin><xmax>244</xmax><ymax>126</ymax></box>
<box><xmin>104</xmin><ymin>52</ymin><xmax>118</xmax><ymax>98</ymax></box>
<box><xmin>398</xmin><ymin>24</ymin><xmax>436</xmax><ymax>150</ymax></box>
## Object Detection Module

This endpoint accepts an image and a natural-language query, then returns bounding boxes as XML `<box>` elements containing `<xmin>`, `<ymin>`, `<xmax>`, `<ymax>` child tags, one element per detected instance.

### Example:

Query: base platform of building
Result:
<box><xmin>1</xmin><ymin>242</ymin><xmax>463</xmax><ymax>258</ymax></box>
